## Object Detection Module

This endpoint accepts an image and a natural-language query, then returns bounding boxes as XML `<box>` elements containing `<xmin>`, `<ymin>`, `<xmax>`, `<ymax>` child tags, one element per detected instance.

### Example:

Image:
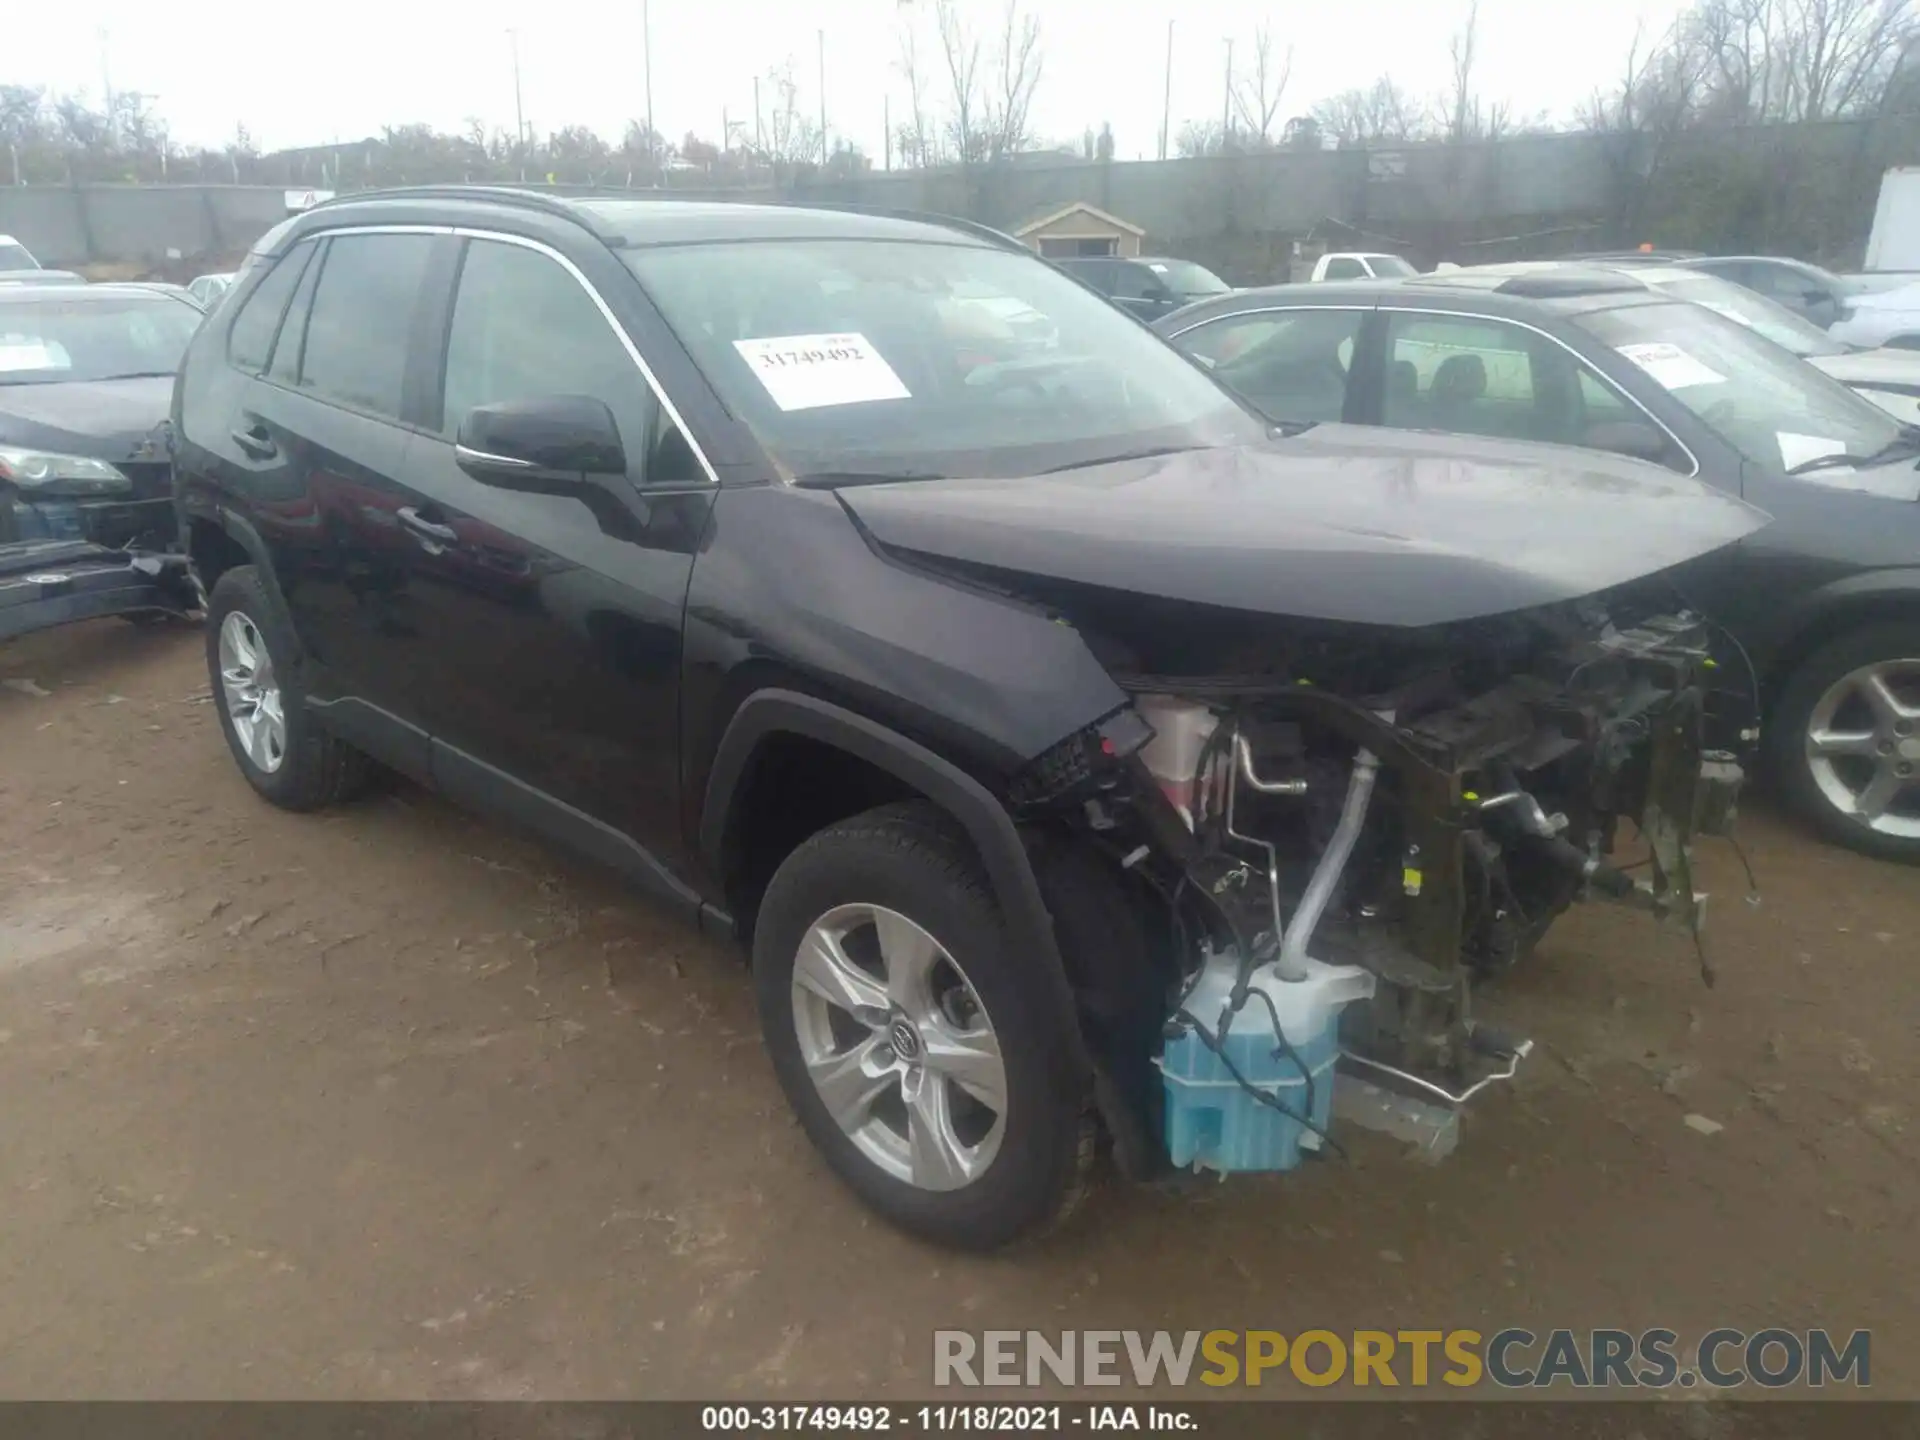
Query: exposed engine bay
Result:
<box><xmin>1008</xmin><ymin>588</ymin><xmax>1749</xmax><ymax>1177</ymax></box>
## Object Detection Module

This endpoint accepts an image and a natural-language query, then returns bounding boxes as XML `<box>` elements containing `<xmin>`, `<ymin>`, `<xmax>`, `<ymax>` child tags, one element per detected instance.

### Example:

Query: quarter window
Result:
<box><xmin>226</xmin><ymin>241</ymin><xmax>313</xmax><ymax>374</ymax></box>
<box><xmin>297</xmin><ymin>233</ymin><xmax>436</xmax><ymax>420</ymax></box>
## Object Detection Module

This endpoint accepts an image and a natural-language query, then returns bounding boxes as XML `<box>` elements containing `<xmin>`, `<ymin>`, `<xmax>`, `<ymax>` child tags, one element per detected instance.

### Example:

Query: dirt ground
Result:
<box><xmin>0</xmin><ymin>619</ymin><xmax>1914</xmax><ymax>1401</ymax></box>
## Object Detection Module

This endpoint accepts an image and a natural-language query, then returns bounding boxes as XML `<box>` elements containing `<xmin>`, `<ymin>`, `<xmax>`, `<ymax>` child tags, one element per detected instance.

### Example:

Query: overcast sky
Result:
<box><xmin>8</xmin><ymin>0</ymin><xmax>1690</xmax><ymax>160</ymax></box>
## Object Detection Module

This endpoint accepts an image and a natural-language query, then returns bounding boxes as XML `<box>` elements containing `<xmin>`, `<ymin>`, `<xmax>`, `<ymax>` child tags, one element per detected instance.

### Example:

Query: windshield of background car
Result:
<box><xmin>1368</xmin><ymin>255</ymin><xmax>1418</xmax><ymax>277</ymax></box>
<box><xmin>1575</xmin><ymin>300</ymin><xmax>1903</xmax><ymax>470</ymax></box>
<box><xmin>1654</xmin><ymin>275</ymin><xmax>1848</xmax><ymax>357</ymax></box>
<box><xmin>1145</xmin><ymin>259</ymin><xmax>1230</xmax><ymax>296</ymax></box>
<box><xmin>0</xmin><ymin>243</ymin><xmax>34</xmax><ymax>270</ymax></box>
<box><xmin>624</xmin><ymin>238</ymin><xmax>1264</xmax><ymax>480</ymax></box>
<box><xmin>0</xmin><ymin>295</ymin><xmax>201</xmax><ymax>385</ymax></box>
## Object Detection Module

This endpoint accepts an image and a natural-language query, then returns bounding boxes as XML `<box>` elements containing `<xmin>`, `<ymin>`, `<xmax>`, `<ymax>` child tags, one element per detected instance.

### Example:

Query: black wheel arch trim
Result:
<box><xmin>699</xmin><ymin>689</ymin><xmax>1160</xmax><ymax>1172</ymax></box>
<box><xmin>1761</xmin><ymin>568</ymin><xmax>1920</xmax><ymax>693</ymax></box>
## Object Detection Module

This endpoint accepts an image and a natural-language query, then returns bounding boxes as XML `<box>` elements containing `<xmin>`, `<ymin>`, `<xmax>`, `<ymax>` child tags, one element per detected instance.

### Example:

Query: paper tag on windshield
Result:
<box><xmin>1777</xmin><ymin>432</ymin><xmax>1848</xmax><ymax>469</ymax></box>
<box><xmin>1616</xmin><ymin>342</ymin><xmax>1726</xmax><ymax>390</ymax></box>
<box><xmin>0</xmin><ymin>341</ymin><xmax>58</xmax><ymax>372</ymax></box>
<box><xmin>732</xmin><ymin>332</ymin><xmax>911</xmax><ymax>412</ymax></box>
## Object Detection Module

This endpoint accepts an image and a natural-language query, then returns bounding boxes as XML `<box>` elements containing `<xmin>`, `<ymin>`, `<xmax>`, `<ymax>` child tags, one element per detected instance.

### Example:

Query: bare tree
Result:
<box><xmin>984</xmin><ymin>0</ymin><xmax>1044</xmax><ymax>158</ymax></box>
<box><xmin>1443</xmin><ymin>0</ymin><xmax>1515</xmax><ymax>140</ymax></box>
<box><xmin>895</xmin><ymin>9</ymin><xmax>938</xmax><ymax>167</ymax></box>
<box><xmin>762</xmin><ymin>59</ymin><xmax>823</xmax><ymax>166</ymax></box>
<box><xmin>1230</xmin><ymin>25</ymin><xmax>1293</xmax><ymax>146</ymax></box>
<box><xmin>935</xmin><ymin>0</ymin><xmax>986</xmax><ymax>164</ymax></box>
<box><xmin>1312</xmin><ymin>76</ymin><xmax>1429</xmax><ymax>146</ymax></box>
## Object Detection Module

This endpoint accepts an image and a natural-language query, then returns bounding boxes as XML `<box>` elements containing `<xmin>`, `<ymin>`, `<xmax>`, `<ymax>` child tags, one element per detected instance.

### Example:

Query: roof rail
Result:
<box><xmin>782</xmin><ymin>201</ymin><xmax>1029</xmax><ymax>253</ymax></box>
<box><xmin>308</xmin><ymin>184</ymin><xmax>617</xmax><ymax>239</ymax></box>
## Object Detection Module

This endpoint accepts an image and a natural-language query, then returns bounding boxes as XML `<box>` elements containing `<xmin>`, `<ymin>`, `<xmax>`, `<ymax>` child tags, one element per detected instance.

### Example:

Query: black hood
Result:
<box><xmin>0</xmin><ymin>376</ymin><xmax>174</xmax><ymax>463</ymax></box>
<box><xmin>837</xmin><ymin>425</ymin><xmax>1770</xmax><ymax>627</ymax></box>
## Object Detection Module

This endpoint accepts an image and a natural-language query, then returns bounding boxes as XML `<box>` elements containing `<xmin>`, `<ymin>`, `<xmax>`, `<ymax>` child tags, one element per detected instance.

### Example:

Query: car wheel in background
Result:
<box><xmin>204</xmin><ymin>564</ymin><xmax>370</xmax><ymax>812</ymax></box>
<box><xmin>751</xmin><ymin>801</ymin><xmax>1095</xmax><ymax>1250</ymax></box>
<box><xmin>1770</xmin><ymin>621</ymin><xmax>1920</xmax><ymax>864</ymax></box>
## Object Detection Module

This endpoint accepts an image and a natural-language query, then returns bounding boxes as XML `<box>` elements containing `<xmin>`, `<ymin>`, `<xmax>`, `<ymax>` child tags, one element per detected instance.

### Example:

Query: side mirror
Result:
<box><xmin>1586</xmin><ymin>419</ymin><xmax>1671</xmax><ymax>464</ymax></box>
<box><xmin>455</xmin><ymin>395</ymin><xmax>627</xmax><ymax>487</ymax></box>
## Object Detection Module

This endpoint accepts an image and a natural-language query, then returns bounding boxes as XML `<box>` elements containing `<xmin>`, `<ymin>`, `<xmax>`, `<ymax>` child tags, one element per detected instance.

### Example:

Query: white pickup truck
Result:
<box><xmin>1307</xmin><ymin>251</ymin><xmax>1418</xmax><ymax>281</ymax></box>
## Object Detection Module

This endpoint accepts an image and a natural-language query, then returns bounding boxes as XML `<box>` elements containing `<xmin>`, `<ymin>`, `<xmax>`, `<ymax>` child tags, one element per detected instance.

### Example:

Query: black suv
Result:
<box><xmin>1052</xmin><ymin>255</ymin><xmax>1232</xmax><ymax>320</ymax></box>
<box><xmin>173</xmin><ymin>187</ymin><xmax>1760</xmax><ymax>1248</ymax></box>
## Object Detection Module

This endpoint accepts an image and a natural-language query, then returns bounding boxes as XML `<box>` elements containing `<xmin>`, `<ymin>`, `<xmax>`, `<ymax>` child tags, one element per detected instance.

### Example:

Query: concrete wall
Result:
<box><xmin>4</xmin><ymin>117</ymin><xmax>1917</xmax><ymax>278</ymax></box>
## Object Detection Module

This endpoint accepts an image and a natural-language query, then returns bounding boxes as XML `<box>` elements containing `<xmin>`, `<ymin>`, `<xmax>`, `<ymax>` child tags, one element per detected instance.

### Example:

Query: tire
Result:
<box><xmin>752</xmin><ymin>801</ymin><xmax>1095</xmax><ymax>1250</ymax></box>
<box><xmin>204</xmin><ymin>564</ymin><xmax>370</xmax><ymax>812</ymax></box>
<box><xmin>1768</xmin><ymin>620</ymin><xmax>1920</xmax><ymax>864</ymax></box>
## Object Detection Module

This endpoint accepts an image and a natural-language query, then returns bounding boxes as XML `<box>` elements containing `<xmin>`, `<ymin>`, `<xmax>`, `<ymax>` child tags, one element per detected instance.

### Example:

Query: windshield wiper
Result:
<box><xmin>1789</xmin><ymin>427</ymin><xmax>1920</xmax><ymax>475</ymax></box>
<box><xmin>1039</xmin><ymin>444</ymin><xmax>1200</xmax><ymax>474</ymax></box>
<box><xmin>790</xmin><ymin>468</ymin><xmax>950</xmax><ymax>489</ymax></box>
<box><xmin>97</xmin><ymin>371</ymin><xmax>179</xmax><ymax>381</ymax></box>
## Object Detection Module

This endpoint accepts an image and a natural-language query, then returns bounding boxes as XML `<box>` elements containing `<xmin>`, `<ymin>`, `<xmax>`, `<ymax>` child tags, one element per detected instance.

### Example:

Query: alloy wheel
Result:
<box><xmin>1804</xmin><ymin>657</ymin><xmax>1920</xmax><ymax>840</ymax></box>
<box><xmin>218</xmin><ymin>609</ymin><xmax>287</xmax><ymax>775</ymax></box>
<box><xmin>789</xmin><ymin>903</ymin><xmax>1008</xmax><ymax>1192</ymax></box>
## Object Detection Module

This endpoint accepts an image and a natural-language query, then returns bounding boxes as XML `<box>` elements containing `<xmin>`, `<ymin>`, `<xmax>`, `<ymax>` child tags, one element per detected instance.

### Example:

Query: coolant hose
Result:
<box><xmin>1276</xmin><ymin>747</ymin><xmax>1380</xmax><ymax>981</ymax></box>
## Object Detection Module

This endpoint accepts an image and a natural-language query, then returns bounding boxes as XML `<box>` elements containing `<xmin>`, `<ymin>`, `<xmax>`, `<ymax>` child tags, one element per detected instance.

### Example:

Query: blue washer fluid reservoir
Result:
<box><xmin>1157</xmin><ymin>946</ymin><xmax>1376</xmax><ymax>1175</ymax></box>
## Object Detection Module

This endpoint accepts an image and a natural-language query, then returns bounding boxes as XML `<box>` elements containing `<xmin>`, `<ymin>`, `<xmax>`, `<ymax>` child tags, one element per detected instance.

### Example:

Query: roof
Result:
<box><xmin>0</xmin><ymin>281</ymin><xmax>194</xmax><ymax>305</ymax></box>
<box><xmin>1012</xmin><ymin>201</ymin><xmax>1146</xmax><ymax>238</ymax></box>
<box><xmin>295</xmin><ymin>186</ymin><xmax>1005</xmax><ymax>251</ymax></box>
<box><xmin>1154</xmin><ymin>272</ymin><xmax>1678</xmax><ymax>332</ymax></box>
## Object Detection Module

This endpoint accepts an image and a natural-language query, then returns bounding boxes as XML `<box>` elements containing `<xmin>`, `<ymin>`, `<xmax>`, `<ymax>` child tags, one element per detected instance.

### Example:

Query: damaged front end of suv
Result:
<box><xmin>839</xmin><ymin>433</ymin><xmax>1768</xmax><ymax>1178</ymax></box>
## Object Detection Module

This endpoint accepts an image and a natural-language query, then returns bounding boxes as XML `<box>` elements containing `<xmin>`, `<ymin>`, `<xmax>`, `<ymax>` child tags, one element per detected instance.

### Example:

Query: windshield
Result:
<box><xmin>0</xmin><ymin>295</ymin><xmax>201</xmax><ymax>385</ymax></box>
<box><xmin>0</xmin><ymin>243</ymin><xmax>34</xmax><ymax>270</ymax></box>
<box><xmin>1575</xmin><ymin>300</ymin><xmax>1904</xmax><ymax>471</ymax></box>
<box><xmin>1652</xmin><ymin>275</ymin><xmax>1848</xmax><ymax>358</ymax></box>
<box><xmin>624</xmin><ymin>239</ymin><xmax>1264</xmax><ymax>481</ymax></box>
<box><xmin>1145</xmin><ymin>259</ymin><xmax>1230</xmax><ymax>296</ymax></box>
<box><xmin>1368</xmin><ymin>255</ymin><xmax>1418</xmax><ymax>277</ymax></box>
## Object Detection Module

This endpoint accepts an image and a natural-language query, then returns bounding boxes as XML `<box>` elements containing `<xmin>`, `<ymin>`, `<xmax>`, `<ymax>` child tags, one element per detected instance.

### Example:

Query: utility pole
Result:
<box><xmin>643</xmin><ymin>0</ymin><xmax>655</xmax><ymax>161</ymax></box>
<box><xmin>1160</xmin><ymin>20</ymin><xmax>1173</xmax><ymax>161</ymax></box>
<box><xmin>1222</xmin><ymin>39</ymin><xmax>1233</xmax><ymax>147</ymax></box>
<box><xmin>884</xmin><ymin>95</ymin><xmax>891</xmax><ymax>170</ymax></box>
<box><xmin>754</xmin><ymin>75</ymin><xmax>763</xmax><ymax>153</ymax></box>
<box><xmin>818</xmin><ymin>29</ymin><xmax>829</xmax><ymax>164</ymax></box>
<box><xmin>99</xmin><ymin>28</ymin><xmax>114</xmax><ymax>147</ymax></box>
<box><xmin>508</xmin><ymin>29</ymin><xmax>525</xmax><ymax>147</ymax></box>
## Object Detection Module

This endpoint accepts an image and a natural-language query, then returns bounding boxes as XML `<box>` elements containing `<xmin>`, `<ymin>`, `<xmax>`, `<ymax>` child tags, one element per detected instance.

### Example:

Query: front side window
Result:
<box><xmin>297</xmin><ymin>233</ymin><xmax>436</xmax><ymax>420</ymax></box>
<box><xmin>440</xmin><ymin>238</ymin><xmax>662</xmax><ymax>478</ymax></box>
<box><xmin>1175</xmin><ymin>308</ymin><xmax>1360</xmax><ymax>426</ymax></box>
<box><xmin>623</xmin><ymin>238</ymin><xmax>1262</xmax><ymax>482</ymax></box>
<box><xmin>0</xmin><ymin>242</ymin><xmax>38</xmax><ymax>270</ymax></box>
<box><xmin>0</xmin><ymin>294</ymin><xmax>203</xmax><ymax>385</ymax></box>
<box><xmin>1379</xmin><ymin>311</ymin><xmax>1675</xmax><ymax>463</ymax></box>
<box><xmin>1576</xmin><ymin>300</ymin><xmax>1907</xmax><ymax>473</ymax></box>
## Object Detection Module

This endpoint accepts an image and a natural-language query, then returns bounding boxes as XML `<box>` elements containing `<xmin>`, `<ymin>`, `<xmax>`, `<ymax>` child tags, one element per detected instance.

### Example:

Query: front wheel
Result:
<box><xmin>1770</xmin><ymin>621</ymin><xmax>1920</xmax><ymax>863</ymax></box>
<box><xmin>751</xmin><ymin>802</ymin><xmax>1094</xmax><ymax>1250</ymax></box>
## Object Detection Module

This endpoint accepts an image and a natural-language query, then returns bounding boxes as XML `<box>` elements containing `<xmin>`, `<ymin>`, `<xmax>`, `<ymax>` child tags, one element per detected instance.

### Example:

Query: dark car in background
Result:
<box><xmin>1156</xmin><ymin>268</ymin><xmax>1920</xmax><ymax>863</ymax></box>
<box><xmin>1052</xmin><ymin>254</ymin><xmax>1231</xmax><ymax>320</ymax></box>
<box><xmin>1673</xmin><ymin>255</ymin><xmax>1864</xmax><ymax>330</ymax></box>
<box><xmin>0</xmin><ymin>282</ymin><xmax>201</xmax><ymax>637</ymax></box>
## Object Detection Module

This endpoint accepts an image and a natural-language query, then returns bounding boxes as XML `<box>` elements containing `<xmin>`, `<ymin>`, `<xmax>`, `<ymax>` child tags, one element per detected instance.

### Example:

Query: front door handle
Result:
<box><xmin>230</xmin><ymin>425</ymin><xmax>276</xmax><ymax>460</ymax></box>
<box><xmin>397</xmin><ymin>506</ymin><xmax>459</xmax><ymax>547</ymax></box>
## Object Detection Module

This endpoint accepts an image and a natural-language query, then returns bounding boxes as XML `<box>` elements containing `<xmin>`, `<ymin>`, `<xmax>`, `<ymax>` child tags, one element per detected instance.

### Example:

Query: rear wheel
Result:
<box><xmin>752</xmin><ymin>802</ymin><xmax>1094</xmax><ymax>1250</ymax></box>
<box><xmin>205</xmin><ymin>565</ymin><xmax>370</xmax><ymax>812</ymax></box>
<box><xmin>1770</xmin><ymin>621</ymin><xmax>1920</xmax><ymax>863</ymax></box>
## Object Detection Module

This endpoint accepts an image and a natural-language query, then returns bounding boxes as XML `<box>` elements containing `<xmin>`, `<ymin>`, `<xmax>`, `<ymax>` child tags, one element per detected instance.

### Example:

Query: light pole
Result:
<box><xmin>1160</xmin><ymin>19</ymin><xmax>1173</xmax><ymax>161</ymax></box>
<box><xmin>508</xmin><ymin>29</ymin><xmax>525</xmax><ymax>147</ymax></box>
<box><xmin>818</xmin><ymin>29</ymin><xmax>829</xmax><ymax>164</ymax></box>
<box><xmin>643</xmin><ymin>0</ymin><xmax>655</xmax><ymax>161</ymax></box>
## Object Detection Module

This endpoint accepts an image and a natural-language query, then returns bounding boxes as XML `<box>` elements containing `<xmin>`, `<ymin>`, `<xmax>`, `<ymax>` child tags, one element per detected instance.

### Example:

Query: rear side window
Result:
<box><xmin>226</xmin><ymin>242</ymin><xmax>313</xmax><ymax>374</ymax></box>
<box><xmin>297</xmin><ymin>233</ymin><xmax>436</xmax><ymax>420</ymax></box>
<box><xmin>1322</xmin><ymin>257</ymin><xmax>1366</xmax><ymax>280</ymax></box>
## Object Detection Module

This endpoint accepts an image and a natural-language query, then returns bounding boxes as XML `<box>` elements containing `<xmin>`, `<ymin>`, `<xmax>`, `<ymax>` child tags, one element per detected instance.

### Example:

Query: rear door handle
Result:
<box><xmin>230</xmin><ymin>425</ymin><xmax>276</xmax><ymax>460</ymax></box>
<box><xmin>397</xmin><ymin>506</ymin><xmax>459</xmax><ymax>546</ymax></box>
